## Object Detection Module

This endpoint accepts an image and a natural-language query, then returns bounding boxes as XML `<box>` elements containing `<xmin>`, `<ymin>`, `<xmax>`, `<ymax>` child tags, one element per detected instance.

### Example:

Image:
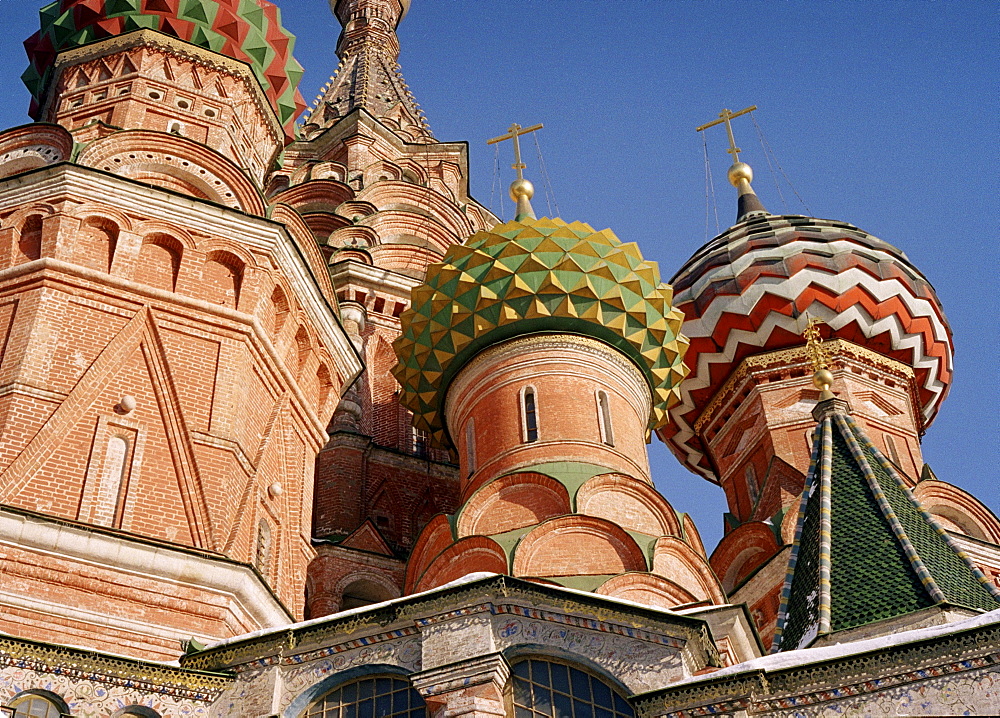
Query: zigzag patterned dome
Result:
<box><xmin>662</xmin><ymin>214</ymin><xmax>953</xmax><ymax>481</ymax></box>
<box><xmin>22</xmin><ymin>0</ymin><xmax>306</xmax><ymax>136</ymax></box>
<box><xmin>392</xmin><ymin>217</ymin><xmax>690</xmax><ymax>448</ymax></box>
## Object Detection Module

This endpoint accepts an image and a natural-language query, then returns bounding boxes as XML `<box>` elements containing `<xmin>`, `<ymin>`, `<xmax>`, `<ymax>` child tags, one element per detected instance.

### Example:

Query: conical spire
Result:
<box><xmin>302</xmin><ymin>0</ymin><xmax>432</xmax><ymax>142</ymax></box>
<box><xmin>772</xmin><ymin>396</ymin><xmax>1000</xmax><ymax>652</ymax></box>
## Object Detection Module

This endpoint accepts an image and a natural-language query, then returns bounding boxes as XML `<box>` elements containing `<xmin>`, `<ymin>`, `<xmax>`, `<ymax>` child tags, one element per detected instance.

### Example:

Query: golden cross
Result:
<box><xmin>486</xmin><ymin>123</ymin><xmax>544</xmax><ymax>180</ymax></box>
<box><xmin>696</xmin><ymin>106</ymin><xmax>756</xmax><ymax>163</ymax></box>
<box><xmin>803</xmin><ymin>316</ymin><xmax>829</xmax><ymax>371</ymax></box>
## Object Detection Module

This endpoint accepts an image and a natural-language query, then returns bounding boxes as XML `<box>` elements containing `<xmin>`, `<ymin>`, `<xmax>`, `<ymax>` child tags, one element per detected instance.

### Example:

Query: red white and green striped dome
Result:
<box><xmin>662</xmin><ymin>214</ymin><xmax>954</xmax><ymax>481</ymax></box>
<box><xmin>22</xmin><ymin>0</ymin><xmax>306</xmax><ymax>137</ymax></box>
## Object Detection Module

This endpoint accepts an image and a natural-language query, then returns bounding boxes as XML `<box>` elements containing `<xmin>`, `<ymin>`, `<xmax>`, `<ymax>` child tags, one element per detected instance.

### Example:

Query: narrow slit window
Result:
<box><xmin>597</xmin><ymin>390</ymin><xmax>615</xmax><ymax>447</ymax></box>
<box><xmin>745</xmin><ymin>464</ymin><xmax>759</xmax><ymax>505</ymax></box>
<box><xmin>465</xmin><ymin>418</ymin><xmax>477</xmax><ymax>475</ymax></box>
<box><xmin>885</xmin><ymin>434</ymin><xmax>901</xmax><ymax>466</ymax></box>
<box><xmin>522</xmin><ymin>387</ymin><xmax>539</xmax><ymax>443</ymax></box>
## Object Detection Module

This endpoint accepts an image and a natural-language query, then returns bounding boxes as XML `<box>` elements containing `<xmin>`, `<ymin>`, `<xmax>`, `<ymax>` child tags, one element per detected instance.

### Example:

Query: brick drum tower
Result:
<box><xmin>393</xmin><ymin>171</ymin><xmax>725</xmax><ymax>608</ymax></box>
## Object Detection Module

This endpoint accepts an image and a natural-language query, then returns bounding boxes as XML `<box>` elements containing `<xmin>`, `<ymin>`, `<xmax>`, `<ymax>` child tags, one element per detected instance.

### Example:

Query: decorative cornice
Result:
<box><xmin>635</xmin><ymin>618</ymin><xmax>1000</xmax><ymax>717</ymax></box>
<box><xmin>0</xmin><ymin>635</ymin><xmax>230</xmax><ymax>701</ymax></box>
<box><xmin>45</xmin><ymin>30</ymin><xmax>283</xmax><ymax>144</ymax></box>
<box><xmin>694</xmin><ymin>339</ymin><xmax>916</xmax><ymax>435</ymax></box>
<box><xmin>183</xmin><ymin>575</ymin><xmax>715</xmax><ymax>673</ymax></box>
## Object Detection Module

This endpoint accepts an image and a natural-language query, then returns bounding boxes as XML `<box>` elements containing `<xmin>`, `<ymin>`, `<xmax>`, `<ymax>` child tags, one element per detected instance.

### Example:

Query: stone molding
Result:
<box><xmin>0</xmin><ymin>635</ymin><xmax>230</xmax><ymax>702</ymax></box>
<box><xmin>411</xmin><ymin>651</ymin><xmax>510</xmax><ymax>699</ymax></box>
<box><xmin>0</xmin><ymin>506</ymin><xmax>292</xmax><ymax>629</ymax></box>
<box><xmin>44</xmin><ymin>29</ymin><xmax>283</xmax><ymax>145</ymax></box>
<box><xmin>634</xmin><ymin>617</ymin><xmax>1000</xmax><ymax>717</ymax></box>
<box><xmin>694</xmin><ymin>339</ymin><xmax>915</xmax><ymax>436</ymax></box>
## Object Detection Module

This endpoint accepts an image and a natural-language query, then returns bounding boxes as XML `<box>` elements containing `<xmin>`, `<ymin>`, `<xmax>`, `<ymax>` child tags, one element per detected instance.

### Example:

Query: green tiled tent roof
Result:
<box><xmin>773</xmin><ymin>403</ymin><xmax>999</xmax><ymax>652</ymax></box>
<box><xmin>391</xmin><ymin>216</ymin><xmax>690</xmax><ymax>448</ymax></box>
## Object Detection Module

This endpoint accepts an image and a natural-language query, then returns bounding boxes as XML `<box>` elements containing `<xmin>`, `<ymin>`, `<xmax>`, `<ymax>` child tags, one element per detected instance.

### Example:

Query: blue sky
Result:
<box><xmin>0</xmin><ymin>1</ymin><xmax>995</xmax><ymax>551</ymax></box>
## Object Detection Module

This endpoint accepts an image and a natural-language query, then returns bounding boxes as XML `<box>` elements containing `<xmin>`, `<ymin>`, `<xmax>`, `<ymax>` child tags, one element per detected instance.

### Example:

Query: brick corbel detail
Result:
<box><xmin>411</xmin><ymin>652</ymin><xmax>509</xmax><ymax>718</ymax></box>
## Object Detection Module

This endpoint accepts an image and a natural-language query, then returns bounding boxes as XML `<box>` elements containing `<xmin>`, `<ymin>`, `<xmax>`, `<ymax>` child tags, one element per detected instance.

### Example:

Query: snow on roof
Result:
<box><xmin>205</xmin><ymin>572</ymin><xmax>503</xmax><ymax>651</ymax></box>
<box><xmin>666</xmin><ymin>608</ymin><xmax>1000</xmax><ymax>689</ymax></box>
<box><xmin>203</xmin><ymin>571</ymin><xmax>698</xmax><ymax>653</ymax></box>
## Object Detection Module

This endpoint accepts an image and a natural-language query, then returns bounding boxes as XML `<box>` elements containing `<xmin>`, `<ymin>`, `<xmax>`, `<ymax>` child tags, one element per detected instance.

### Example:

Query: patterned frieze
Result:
<box><xmin>183</xmin><ymin>575</ymin><xmax>719</xmax><ymax>712</ymax></box>
<box><xmin>0</xmin><ymin>635</ymin><xmax>229</xmax><ymax>718</ymax></box>
<box><xmin>634</xmin><ymin>612</ymin><xmax>1000</xmax><ymax>717</ymax></box>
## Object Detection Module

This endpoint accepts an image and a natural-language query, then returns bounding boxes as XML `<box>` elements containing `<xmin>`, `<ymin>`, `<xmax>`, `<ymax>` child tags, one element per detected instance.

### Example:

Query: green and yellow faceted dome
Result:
<box><xmin>392</xmin><ymin>216</ymin><xmax>690</xmax><ymax>447</ymax></box>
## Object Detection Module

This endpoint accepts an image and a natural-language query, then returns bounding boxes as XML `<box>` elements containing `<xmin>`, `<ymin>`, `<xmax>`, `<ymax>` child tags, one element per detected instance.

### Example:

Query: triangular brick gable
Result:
<box><xmin>340</xmin><ymin>519</ymin><xmax>394</xmax><ymax>557</ymax></box>
<box><xmin>0</xmin><ymin>307</ymin><xmax>215</xmax><ymax>549</ymax></box>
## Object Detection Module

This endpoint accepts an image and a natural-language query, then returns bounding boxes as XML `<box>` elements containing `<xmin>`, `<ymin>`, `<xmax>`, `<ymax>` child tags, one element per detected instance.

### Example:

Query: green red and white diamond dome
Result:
<box><xmin>662</xmin><ymin>214</ymin><xmax>954</xmax><ymax>481</ymax></box>
<box><xmin>22</xmin><ymin>0</ymin><xmax>306</xmax><ymax>137</ymax></box>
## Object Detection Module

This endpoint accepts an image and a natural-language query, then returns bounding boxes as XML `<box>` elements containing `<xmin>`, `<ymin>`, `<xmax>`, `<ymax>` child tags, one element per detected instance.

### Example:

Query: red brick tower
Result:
<box><xmin>0</xmin><ymin>1</ymin><xmax>361</xmax><ymax>660</ymax></box>
<box><xmin>663</xmin><ymin>140</ymin><xmax>1000</xmax><ymax>646</ymax></box>
<box><xmin>393</xmin><ymin>176</ymin><xmax>725</xmax><ymax>609</ymax></box>
<box><xmin>290</xmin><ymin>0</ymin><xmax>498</xmax><ymax>618</ymax></box>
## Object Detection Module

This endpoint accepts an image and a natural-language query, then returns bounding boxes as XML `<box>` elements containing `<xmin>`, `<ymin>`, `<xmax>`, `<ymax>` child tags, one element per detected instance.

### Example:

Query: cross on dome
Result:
<box><xmin>487</xmin><ymin>122</ymin><xmax>544</xmax><ymax>221</ymax></box>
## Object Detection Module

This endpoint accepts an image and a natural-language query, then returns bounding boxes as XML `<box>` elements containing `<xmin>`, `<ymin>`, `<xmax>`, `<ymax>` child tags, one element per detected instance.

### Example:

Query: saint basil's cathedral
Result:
<box><xmin>0</xmin><ymin>1</ymin><xmax>995</xmax><ymax>716</ymax></box>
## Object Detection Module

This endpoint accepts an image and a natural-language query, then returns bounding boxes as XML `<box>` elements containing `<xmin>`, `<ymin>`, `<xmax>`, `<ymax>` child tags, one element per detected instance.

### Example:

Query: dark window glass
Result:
<box><xmin>523</xmin><ymin>388</ymin><xmax>538</xmax><ymax>442</ymax></box>
<box><xmin>306</xmin><ymin>676</ymin><xmax>426</xmax><ymax>718</ymax></box>
<box><xmin>510</xmin><ymin>659</ymin><xmax>633</xmax><ymax>718</ymax></box>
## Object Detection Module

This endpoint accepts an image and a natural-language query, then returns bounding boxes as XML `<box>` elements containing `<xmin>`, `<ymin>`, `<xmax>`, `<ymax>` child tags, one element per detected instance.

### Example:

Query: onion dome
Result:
<box><xmin>22</xmin><ymin>0</ymin><xmax>306</xmax><ymax>137</ymax></box>
<box><xmin>662</xmin><ymin>213</ymin><xmax>953</xmax><ymax>480</ymax></box>
<box><xmin>392</xmin><ymin>217</ymin><xmax>690</xmax><ymax>447</ymax></box>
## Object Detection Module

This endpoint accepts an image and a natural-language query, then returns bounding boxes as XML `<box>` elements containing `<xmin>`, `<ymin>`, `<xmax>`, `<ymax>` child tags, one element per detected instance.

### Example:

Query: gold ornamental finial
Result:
<box><xmin>804</xmin><ymin>316</ymin><xmax>836</xmax><ymax>401</ymax></box>
<box><xmin>697</xmin><ymin>106</ymin><xmax>768</xmax><ymax>222</ymax></box>
<box><xmin>487</xmin><ymin>122</ymin><xmax>544</xmax><ymax>221</ymax></box>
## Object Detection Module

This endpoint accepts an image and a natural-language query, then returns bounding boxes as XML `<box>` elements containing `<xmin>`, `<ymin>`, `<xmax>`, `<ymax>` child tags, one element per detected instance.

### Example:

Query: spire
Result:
<box><xmin>697</xmin><ymin>105</ymin><xmax>768</xmax><ymax>223</ymax></box>
<box><xmin>804</xmin><ymin>316</ymin><xmax>835</xmax><ymax>401</ymax></box>
<box><xmin>302</xmin><ymin>0</ymin><xmax>432</xmax><ymax>142</ymax></box>
<box><xmin>772</xmin><ymin>396</ymin><xmax>1000</xmax><ymax>652</ymax></box>
<box><xmin>486</xmin><ymin>122</ymin><xmax>544</xmax><ymax>221</ymax></box>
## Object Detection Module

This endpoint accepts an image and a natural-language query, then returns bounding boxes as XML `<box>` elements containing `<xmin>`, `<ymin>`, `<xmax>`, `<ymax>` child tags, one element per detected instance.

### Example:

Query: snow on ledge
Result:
<box><xmin>204</xmin><ymin>572</ymin><xmax>503</xmax><ymax>651</ymax></box>
<box><xmin>666</xmin><ymin>608</ymin><xmax>1000</xmax><ymax>689</ymax></box>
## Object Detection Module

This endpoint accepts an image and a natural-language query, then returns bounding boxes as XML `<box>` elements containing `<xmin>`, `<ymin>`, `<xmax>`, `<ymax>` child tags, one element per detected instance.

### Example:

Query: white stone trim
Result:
<box><xmin>0</xmin><ymin>507</ymin><xmax>293</xmax><ymax>629</ymax></box>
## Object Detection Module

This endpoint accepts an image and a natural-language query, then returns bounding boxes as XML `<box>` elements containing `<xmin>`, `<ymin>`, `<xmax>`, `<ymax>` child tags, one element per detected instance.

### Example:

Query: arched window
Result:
<box><xmin>270</xmin><ymin>285</ymin><xmax>290</xmax><ymax>335</ymax></box>
<box><xmin>305</xmin><ymin>675</ymin><xmax>427</xmax><ymax>718</ymax></box>
<box><xmin>465</xmin><ymin>418</ymin><xmax>477</xmax><ymax>476</ymax></box>
<box><xmin>16</xmin><ymin>215</ymin><xmax>42</xmax><ymax>263</ymax></box>
<box><xmin>521</xmin><ymin>386</ymin><xmax>539</xmax><ymax>443</ymax></box>
<box><xmin>114</xmin><ymin>707</ymin><xmax>161</xmax><ymax>718</ymax></box>
<box><xmin>77</xmin><ymin>216</ymin><xmax>119</xmax><ymax>273</ymax></box>
<box><xmin>202</xmin><ymin>251</ymin><xmax>243</xmax><ymax>308</ymax></box>
<box><xmin>94</xmin><ymin>434</ymin><xmax>130</xmax><ymax>528</ymax></box>
<box><xmin>137</xmin><ymin>235</ymin><xmax>182</xmax><ymax>292</ymax></box>
<box><xmin>596</xmin><ymin>390</ymin><xmax>614</xmax><ymax>447</ymax></box>
<box><xmin>7</xmin><ymin>691</ymin><xmax>68</xmax><ymax>718</ymax></box>
<box><xmin>412</xmin><ymin>427</ymin><xmax>428</xmax><ymax>458</ymax></box>
<box><xmin>510</xmin><ymin>659</ymin><xmax>633</xmax><ymax>718</ymax></box>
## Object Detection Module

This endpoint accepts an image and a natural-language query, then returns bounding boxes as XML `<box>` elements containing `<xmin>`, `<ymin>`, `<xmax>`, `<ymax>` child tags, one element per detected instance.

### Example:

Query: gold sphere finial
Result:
<box><xmin>813</xmin><ymin>368</ymin><xmax>835</xmax><ymax>392</ymax></box>
<box><xmin>813</xmin><ymin>367</ymin><xmax>836</xmax><ymax>401</ymax></box>
<box><xmin>509</xmin><ymin>178</ymin><xmax>535</xmax><ymax>202</ymax></box>
<box><xmin>728</xmin><ymin>161</ymin><xmax>753</xmax><ymax>187</ymax></box>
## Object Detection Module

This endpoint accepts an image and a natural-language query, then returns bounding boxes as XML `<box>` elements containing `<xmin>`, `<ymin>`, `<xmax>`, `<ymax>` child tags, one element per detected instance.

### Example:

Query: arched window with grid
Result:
<box><xmin>510</xmin><ymin>658</ymin><xmax>634</xmax><ymax>718</ymax></box>
<box><xmin>304</xmin><ymin>675</ymin><xmax>427</xmax><ymax>718</ymax></box>
<box><xmin>6</xmin><ymin>691</ymin><xmax>69</xmax><ymax>718</ymax></box>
